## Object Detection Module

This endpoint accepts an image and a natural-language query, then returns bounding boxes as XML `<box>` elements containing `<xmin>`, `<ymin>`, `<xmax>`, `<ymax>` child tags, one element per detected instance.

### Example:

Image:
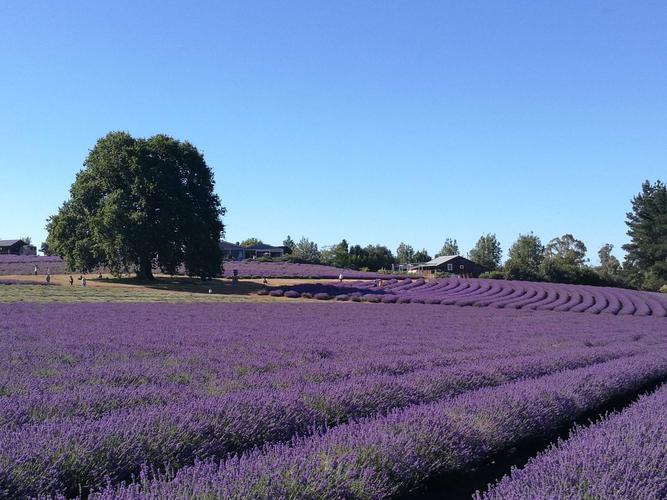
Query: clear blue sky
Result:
<box><xmin>1</xmin><ymin>1</ymin><xmax>665</xmax><ymax>263</ymax></box>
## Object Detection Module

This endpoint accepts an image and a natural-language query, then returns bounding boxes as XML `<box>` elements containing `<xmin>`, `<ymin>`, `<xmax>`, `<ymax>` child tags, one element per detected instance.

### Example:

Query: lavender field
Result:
<box><xmin>274</xmin><ymin>277</ymin><xmax>667</xmax><ymax>316</ymax></box>
<box><xmin>0</xmin><ymin>254</ymin><xmax>395</xmax><ymax>279</ymax></box>
<box><xmin>0</xmin><ymin>301</ymin><xmax>666</xmax><ymax>498</ymax></box>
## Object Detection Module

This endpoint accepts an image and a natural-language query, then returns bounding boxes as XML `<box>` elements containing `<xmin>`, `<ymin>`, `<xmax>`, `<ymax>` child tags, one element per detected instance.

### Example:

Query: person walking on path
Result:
<box><xmin>338</xmin><ymin>274</ymin><xmax>343</xmax><ymax>283</ymax></box>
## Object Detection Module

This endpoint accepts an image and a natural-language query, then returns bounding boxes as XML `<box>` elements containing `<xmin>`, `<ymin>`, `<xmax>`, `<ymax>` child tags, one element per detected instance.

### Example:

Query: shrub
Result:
<box><xmin>381</xmin><ymin>295</ymin><xmax>398</xmax><ymax>303</ymax></box>
<box><xmin>396</xmin><ymin>297</ymin><xmax>411</xmax><ymax>304</ymax></box>
<box><xmin>268</xmin><ymin>289</ymin><xmax>284</xmax><ymax>297</ymax></box>
<box><xmin>257</xmin><ymin>289</ymin><xmax>269</xmax><ymax>296</ymax></box>
<box><xmin>314</xmin><ymin>293</ymin><xmax>331</xmax><ymax>301</ymax></box>
<box><xmin>351</xmin><ymin>295</ymin><xmax>362</xmax><ymax>302</ymax></box>
<box><xmin>362</xmin><ymin>294</ymin><xmax>381</xmax><ymax>303</ymax></box>
<box><xmin>284</xmin><ymin>290</ymin><xmax>300</xmax><ymax>298</ymax></box>
<box><xmin>410</xmin><ymin>298</ymin><xmax>425</xmax><ymax>304</ymax></box>
<box><xmin>481</xmin><ymin>270</ymin><xmax>507</xmax><ymax>280</ymax></box>
<box><xmin>660</xmin><ymin>284</ymin><xmax>667</xmax><ymax>293</ymax></box>
<box><xmin>301</xmin><ymin>292</ymin><xmax>313</xmax><ymax>299</ymax></box>
<box><xmin>335</xmin><ymin>294</ymin><xmax>350</xmax><ymax>301</ymax></box>
<box><xmin>425</xmin><ymin>298</ymin><xmax>441</xmax><ymax>305</ymax></box>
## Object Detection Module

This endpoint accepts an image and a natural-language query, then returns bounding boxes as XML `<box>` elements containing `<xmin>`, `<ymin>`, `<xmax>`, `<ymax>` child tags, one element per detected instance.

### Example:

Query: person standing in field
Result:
<box><xmin>45</xmin><ymin>273</ymin><xmax>51</xmax><ymax>284</ymax></box>
<box><xmin>81</xmin><ymin>276</ymin><xmax>87</xmax><ymax>287</ymax></box>
<box><xmin>68</xmin><ymin>274</ymin><xmax>74</xmax><ymax>286</ymax></box>
<box><xmin>338</xmin><ymin>273</ymin><xmax>343</xmax><ymax>283</ymax></box>
<box><xmin>33</xmin><ymin>265</ymin><xmax>38</xmax><ymax>276</ymax></box>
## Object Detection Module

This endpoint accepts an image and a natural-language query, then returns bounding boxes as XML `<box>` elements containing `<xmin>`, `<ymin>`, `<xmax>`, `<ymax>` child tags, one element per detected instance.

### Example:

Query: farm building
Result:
<box><xmin>220</xmin><ymin>241</ymin><xmax>286</xmax><ymax>260</ymax></box>
<box><xmin>418</xmin><ymin>255</ymin><xmax>486</xmax><ymax>278</ymax></box>
<box><xmin>0</xmin><ymin>239</ymin><xmax>36</xmax><ymax>255</ymax></box>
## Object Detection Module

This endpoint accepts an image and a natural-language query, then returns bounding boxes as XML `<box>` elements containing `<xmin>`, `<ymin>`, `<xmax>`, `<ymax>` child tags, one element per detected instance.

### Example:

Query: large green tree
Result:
<box><xmin>597</xmin><ymin>243</ymin><xmax>621</xmax><ymax>276</ymax></box>
<box><xmin>468</xmin><ymin>233</ymin><xmax>502</xmax><ymax>270</ymax></box>
<box><xmin>504</xmin><ymin>232</ymin><xmax>544</xmax><ymax>280</ymax></box>
<box><xmin>622</xmin><ymin>180</ymin><xmax>667</xmax><ymax>290</ymax></box>
<box><xmin>46</xmin><ymin>132</ymin><xmax>225</xmax><ymax>279</ymax></box>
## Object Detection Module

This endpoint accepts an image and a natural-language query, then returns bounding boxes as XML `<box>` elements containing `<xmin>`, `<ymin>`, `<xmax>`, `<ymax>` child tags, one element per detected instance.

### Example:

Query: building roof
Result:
<box><xmin>421</xmin><ymin>255</ymin><xmax>459</xmax><ymax>267</ymax></box>
<box><xmin>0</xmin><ymin>239</ymin><xmax>25</xmax><ymax>247</ymax></box>
<box><xmin>219</xmin><ymin>240</ymin><xmax>245</xmax><ymax>250</ymax></box>
<box><xmin>246</xmin><ymin>243</ymin><xmax>284</xmax><ymax>251</ymax></box>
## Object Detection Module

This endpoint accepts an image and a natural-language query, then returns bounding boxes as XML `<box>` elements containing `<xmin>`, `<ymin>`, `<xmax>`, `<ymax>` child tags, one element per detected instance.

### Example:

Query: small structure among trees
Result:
<box><xmin>0</xmin><ymin>239</ymin><xmax>36</xmax><ymax>255</ymax></box>
<box><xmin>418</xmin><ymin>255</ymin><xmax>486</xmax><ymax>278</ymax></box>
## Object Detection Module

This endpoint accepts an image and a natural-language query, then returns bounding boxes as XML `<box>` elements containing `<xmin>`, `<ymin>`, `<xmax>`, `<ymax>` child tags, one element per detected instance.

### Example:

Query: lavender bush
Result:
<box><xmin>278</xmin><ymin>277</ymin><xmax>667</xmax><ymax>317</ymax></box>
<box><xmin>478</xmin><ymin>383</ymin><xmax>667</xmax><ymax>499</ymax></box>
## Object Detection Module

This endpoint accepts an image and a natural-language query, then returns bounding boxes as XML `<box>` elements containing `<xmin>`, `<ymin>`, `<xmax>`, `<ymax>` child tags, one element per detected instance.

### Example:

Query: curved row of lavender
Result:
<box><xmin>1</xmin><ymin>303</ymin><xmax>665</xmax><ymax>497</ymax></box>
<box><xmin>94</xmin><ymin>353</ymin><xmax>667</xmax><ymax>499</ymax></box>
<box><xmin>275</xmin><ymin>277</ymin><xmax>667</xmax><ymax>317</ymax></box>
<box><xmin>479</xmin><ymin>383</ymin><xmax>667</xmax><ymax>499</ymax></box>
<box><xmin>0</xmin><ymin>254</ymin><xmax>397</xmax><ymax>279</ymax></box>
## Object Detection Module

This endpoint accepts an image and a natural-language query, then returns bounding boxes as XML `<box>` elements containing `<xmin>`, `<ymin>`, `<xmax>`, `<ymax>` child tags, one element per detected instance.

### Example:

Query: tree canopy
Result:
<box><xmin>468</xmin><ymin>234</ymin><xmax>502</xmax><ymax>270</ymax></box>
<box><xmin>544</xmin><ymin>234</ymin><xmax>587</xmax><ymax>266</ymax></box>
<box><xmin>282</xmin><ymin>235</ymin><xmax>295</xmax><ymax>254</ymax></box>
<box><xmin>505</xmin><ymin>232</ymin><xmax>544</xmax><ymax>280</ymax></box>
<box><xmin>240</xmin><ymin>238</ymin><xmax>263</xmax><ymax>247</ymax></box>
<box><xmin>396</xmin><ymin>242</ymin><xmax>415</xmax><ymax>264</ymax></box>
<box><xmin>291</xmin><ymin>237</ymin><xmax>321</xmax><ymax>263</ymax></box>
<box><xmin>46</xmin><ymin>132</ymin><xmax>225</xmax><ymax>279</ymax></box>
<box><xmin>622</xmin><ymin>180</ymin><xmax>667</xmax><ymax>290</ymax></box>
<box><xmin>436</xmin><ymin>238</ymin><xmax>459</xmax><ymax>257</ymax></box>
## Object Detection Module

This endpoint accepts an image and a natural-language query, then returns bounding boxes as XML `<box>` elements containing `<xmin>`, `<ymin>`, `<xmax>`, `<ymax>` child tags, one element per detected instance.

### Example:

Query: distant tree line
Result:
<box><xmin>268</xmin><ymin>180</ymin><xmax>666</xmax><ymax>291</ymax></box>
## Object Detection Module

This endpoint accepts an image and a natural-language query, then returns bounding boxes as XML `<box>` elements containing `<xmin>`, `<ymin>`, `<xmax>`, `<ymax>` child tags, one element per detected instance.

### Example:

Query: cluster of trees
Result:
<box><xmin>272</xmin><ymin>180</ymin><xmax>665</xmax><ymax>290</ymax></box>
<box><xmin>41</xmin><ymin>132</ymin><xmax>665</xmax><ymax>290</ymax></box>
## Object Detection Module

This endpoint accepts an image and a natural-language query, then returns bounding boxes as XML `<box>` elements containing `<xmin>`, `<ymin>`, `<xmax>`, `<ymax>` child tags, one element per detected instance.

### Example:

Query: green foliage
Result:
<box><xmin>20</xmin><ymin>236</ymin><xmax>32</xmax><ymax>245</ymax></box>
<box><xmin>436</xmin><ymin>238</ymin><xmax>459</xmax><ymax>257</ymax></box>
<box><xmin>413</xmin><ymin>249</ymin><xmax>431</xmax><ymax>263</ymax></box>
<box><xmin>468</xmin><ymin>234</ymin><xmax>502</xmax><ymax>271</ymax></box>
<box><xmin>544</xmin><ymin>234</ymin><xmax>588</xmax><ymax>266</ymax></box>
<box><xmin>659</xmin><ymin>284</ymin><xmax>667</xmax><ymax>293</ymax></box>
<box><xmin>291</xmin><ymin>237</ymin><xmax>321</xmax><ymax>263</ymax></box>
<box><xmin>240</xmin><ymin>238</ymin><xmax>263</xmax><ymax>247</ymax></box>
<box><xmin>40</xmin><ymin>242</ymin><xmax>52</xmax><ymax>256</ymax></box>
<box><xmin>480</xmin><ymin>270</ymin><xmax>507</xmax><ymax>280</ymax></box>
<box><xmin>504</xmin><ymin>232</ymin><xmax>544</xmax><ymax>280</ymax></box>
<box><xmin>597</xmin><ymin>243</ymin><xmax>621</xmax><ymax>275</ymax></box>
<box><xmin>396</xmin><ymin>242</ymin><xmax>415</xmax><ymax>264</ymax></box>
<box><xmin>348</xmin><ymin>244</ymin><xmax>395</xmax><ymax>272</ymax></box>
<box><xmin>622</xmin><ymin>180</ymin><xmax>667</xmax><ymax>291</ymax></box>
<box><xmin>282</xmin><ymin>235</ymin><xmax>295</xmax><ymax>254</ymax></box>
<box><xmin>46</xmin><ymin>132</ymin><xmax>225</xmax><ymax>279</ymax></box>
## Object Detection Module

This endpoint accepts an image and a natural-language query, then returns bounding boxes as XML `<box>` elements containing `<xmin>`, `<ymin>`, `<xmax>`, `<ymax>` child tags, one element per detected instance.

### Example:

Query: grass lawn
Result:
<box><xmin>0</xmin><ymin>274</ymin><xmax>314</xmax><ymax>303</ymax></box>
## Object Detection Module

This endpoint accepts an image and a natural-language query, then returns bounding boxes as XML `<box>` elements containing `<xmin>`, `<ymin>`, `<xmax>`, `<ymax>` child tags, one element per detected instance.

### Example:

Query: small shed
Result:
<box><xmin>0</xmin><ymin>239</ymin><xmax>27</xmax><ymax>255</ymax></box>
<box><xmin>418</xmin><ymin>255</ymin><xmax>486</xmax><ymax>278</ymax></box>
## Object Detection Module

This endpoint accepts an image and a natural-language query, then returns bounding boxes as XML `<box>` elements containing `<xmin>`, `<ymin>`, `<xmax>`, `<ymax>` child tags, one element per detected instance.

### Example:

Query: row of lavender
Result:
<box><xmin>1</xmin><ymin>303</ymin><xmax>665</xmax><ymax>497</ymax></box>
<box><xmin>479</xmin><ymin>382</ymin><xmax>667</xmax><ymax>499</ymax></box>
<box><xmin>93</xmin><ymin>353</ymin><xmax>667</xmax><ymax>499</ymax></box>
<box><xmin>0</xmin><ymin>255</ymin><xmax>396</xmax><ymax>279</ymax></box>
<box><xmin>272</xmin><ymin>277</ymin><xmax>667</xmax><ymax>317</ymax></box>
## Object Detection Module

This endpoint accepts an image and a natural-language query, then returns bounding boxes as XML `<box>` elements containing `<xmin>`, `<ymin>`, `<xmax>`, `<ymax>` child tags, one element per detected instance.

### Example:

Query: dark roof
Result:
<box><xmin>246</xmin><ymin>243</ymin><xmax>284</xmax><ymax>251</ymax></box>
<box><xmin>0</xmin><ymin>239</ymin><xmax>25</xmax><ymax>247</ymax></box>
<box><xmin>219</xmin><ymin>240</ymin><xmax>245</xmax><ymax>250</ymax></box>
<box><xmin>419</xmin><ymin>255</ymin><xmax>484</xmax><ymax>269</ymax></box>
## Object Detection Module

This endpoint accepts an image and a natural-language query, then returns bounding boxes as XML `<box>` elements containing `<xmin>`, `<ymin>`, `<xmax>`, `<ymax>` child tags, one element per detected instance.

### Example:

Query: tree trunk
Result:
<box><xmin>136</xmin><ymin>256</ymin><xmax>155</xmax><ymax>280</ymax></box>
